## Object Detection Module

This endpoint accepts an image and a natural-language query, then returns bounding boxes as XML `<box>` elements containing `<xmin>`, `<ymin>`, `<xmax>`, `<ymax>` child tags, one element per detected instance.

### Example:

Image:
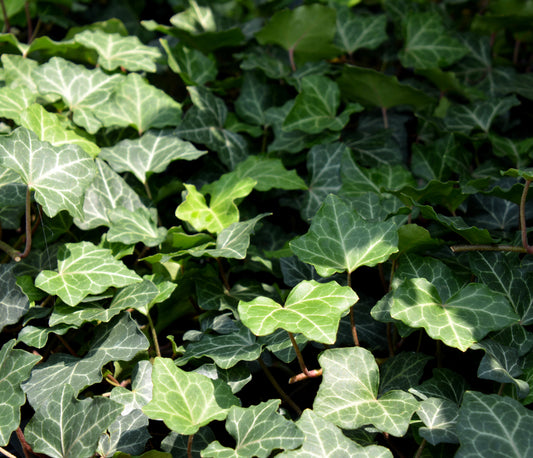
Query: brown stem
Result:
<box><xmin>15</xmin><ymin>427</ymin><xmax>32</xmax><ymax>458</ymax></box>
<box><xmin>414</xmin><ymin>438</ymin><xmax>427</xmax><ymax>458</ymax></box>
<box><xmin>18</xmin><ymin>187</ymin><xmax>32</xmax><ymax>259</ymax></box>
<box><xmin>289</xmin><ymin>368</ymin><xmax>322</xmax><ymax>384</ymax></box>
<box><xmin>498</xmin><ymin>383</ymin><xmax>505</xmax><ymax>396</ymax></box>
<box><xmin>288</xmin><ymin>331</ymin><xmax>309</xmax><ymax>376</ymax></box>
<box><xmin>0</xmin><ymin>0</ymin><xmax>10</xmax><ymax>33</ymax></box>
<box><xmin>24</xmin><ymin>1</ymin><xmax>32</xmax><ymax>44</ymax></box>
<box><xmin>347</xmin><ymin>272</ymin><xmax>359</xmax><ymax>346</ymax></box>
<box><xmin>386</xmin><ymin>323</ymin><xmax>395</xmax><ymax>357</ymax></box>
<box><xmin>381</xmin><ymin>106</ymin><xmax>389</xmax><ymax>129</ymax></box>
<box><xmin>217</xmin><ymin>257</ymin><xmax>231</xmax><ymax>292</ymax></box>
<box><xmin>0</xmin><ymin>240</ymin><xmax>21</xmax><ymax>261</ymax></box>
<box><xmin>57</xmin><ymin>335</ymin><xmax>78</xmax><ymax>357</ymax></box>
<box><xmin>520</xmin><ymin>180</ymin><xmax>533</xmax><ymax>253</ymax></box>
<box><xmin>288</xmin><ymin>47</ymin><xmax>296</xmax><ymax>72</ymax></box>
<box><xmin>513</xmin><ymin>39</ymin><xmax>521</xmax><ymax>66</ymax></box>
<box><xmin>258</xmin><ymin>358</ymin><xmax>302</xmax><ymax>415</ymax></box>
<box><xmin>450</xmin><ymin>244</ymin><xmax>526</xmax><ymax>253</ymax></box>
<box><xmin>187</xmin><ymin>434</ymin><xmax>194</xmax><ymax>458</ymax></box>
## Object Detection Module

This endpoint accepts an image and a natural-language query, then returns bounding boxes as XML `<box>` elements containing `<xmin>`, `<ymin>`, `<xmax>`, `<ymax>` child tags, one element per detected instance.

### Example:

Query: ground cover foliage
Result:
<box><xmin>0</xmin><ymin>0</ymin><xmax>533</xmax><ymax>456</ymax></box>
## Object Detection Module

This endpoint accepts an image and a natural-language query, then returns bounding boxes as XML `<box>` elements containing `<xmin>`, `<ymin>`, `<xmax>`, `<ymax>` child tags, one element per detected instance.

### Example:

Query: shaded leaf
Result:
<box><xmin>417</xmin><ymin>397</ymin><xmax>459</xmax><ymax>445</ymax></box>
<box><xmin>235</xmin><ymin>71</ymin><xmax>274</xmax><ymax>126</ymax></box>
<box><xmin>335</xmin><ymin>10</ymin><xmax>388</xmax><ymax>54</ymax></box>
<box><xmin>0</xmin><ymin>263</ymin><xmax>30</xmax><ymax>332</ymax></box>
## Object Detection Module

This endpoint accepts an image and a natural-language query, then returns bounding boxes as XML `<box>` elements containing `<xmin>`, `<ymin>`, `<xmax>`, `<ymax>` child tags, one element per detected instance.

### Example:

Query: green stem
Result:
<box><xmin>450</xmin><ymin>244</ymin><xmax>526</xmax><ymax>253</ymax></box>
<box><xmin>520</xmin><ymin>179</ymin><xmax>532</xmax><ymax>253</ymax></box>
<box><xmin>217</xmin><ymin>257</ymin><xmax>231</xmax><ymax>292</ymax></box>
<box><xmin>414</xmin><ymin>438</ymin><xmax>427</xmax><ymax>458</ymax></box>
<box><xmin>0</xmin><ymin>240</ymin><xmax>21</xmax><ymax>261</ymax></box>
<box><xmin>0</xmin><ymin>0</ymin><xmax>10</xmax><ymax>33</ymax></box>
<box><xmin>24</xmin><ymin>1</ymin><xmax>32</xmax><ymax>44</ymax></box>
<box><xmin>288</xmin><ymin>331</ymin><xmax>309</xmax><ymax>376</ymax></box>
<box><xmin>147</xmin><ymin>313</ymin><xmax>161</xmax><ymax>357</ymax></box>
<box><xmin>258</xmin><ymin>358</ymin><xmax>302</xmax><ymax>415</ymax></box>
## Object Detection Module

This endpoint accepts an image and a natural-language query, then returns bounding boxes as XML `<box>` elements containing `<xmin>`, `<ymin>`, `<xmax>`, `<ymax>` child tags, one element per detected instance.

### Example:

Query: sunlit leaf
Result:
<box><xmin>0</xmin><ymin>264</ymin><xmax>30</xmax><ymax>332</ymax></box>
<box><xmin>107</xmin><ymin>207</ymin><xmax>167</xmax><ymax>247</ymax></box>
<box><xmin>417</xmin><ymin>397</ymin><xmax>459</xmax><ymax>445</ymax></box>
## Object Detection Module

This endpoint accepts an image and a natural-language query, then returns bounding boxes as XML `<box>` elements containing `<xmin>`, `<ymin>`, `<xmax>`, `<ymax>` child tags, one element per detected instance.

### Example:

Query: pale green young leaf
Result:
<box><xmin>417</xmin><ymin>397</ymin><xmax>459</xmax><ymax>445</ymax></box>
<box><xmin>107</xmin><ymin>207</ymin><xmax>167</xmax><ymax>247</ymax></box>
<box><xmin>24</xmin><ymin>384</ymin><xmax>123</xmax><ymax>458</ymax></box>
<box><xmin>239</xmin><ymin>280</ymin><xmax>358</xmax><ymax>344</ymax></box>
<box><xmin>20</xmin><ymin>103</ymin><xmax>100</xmax><ymax>158</ymax></box>
<box><xmin>234</xmin><ymin>156</ymin><xmax>307</xmax><ymax>192</ymax></box>
<box><xmin>255</xmin><ymin>4</ymin><xmax>340</xmax><ymax>64</ymax></box>
<box><xmin>99</xmin><ymin>129</ymin><xmax>205</xmax><ymax>185</ymax></box>
<box><xmin>23</xmin><ymin>313</ymin><xmax>149</xmax><ymax>409</ymax></box>
<box><xmin>35</xmin><ymin>241</ymin><xmax>142</xmax><ymax>306</ymax></box>
<box><xmin>0</xmin><ymin>86</ymin><xmax>37</xmax><ymax>123</ymax></box>
<box><xmin>277</xmin><ymin>409</ymin><xmax>393</xmax><ymax>458</ymax></box>
<box><xmin>290</xmin><ymin>194</ymin><xmax>399</xmax><ymax>276</ymax></box>
<box><xmin>0</xmin><ymin>264</ymin><xmax>30</xmax><ymax>332</ymax></box>
<box><xmin>335</xmin><ymin>10</ymin><xmax>388</xmax><ymax>54</ymax></box>
<box><xmin>456</xmin><ymin>391</ymin><xmax>533</xmax><ymax>457</ymax></box>
<box><xmin>142</xmin><ymin>357</ymin><xmax>239</xmax><ymax>435</ymax></box>
<box><xmin>32</xmin><ymin>56</ymin><xmax>122</xmax><ymax>133</ymax></box>
<box><xmin>1</xmin><ymin>54</ymin><xmax>39</xmax><ymax>92</ymax></box>
<box><xmin>74</xmin><ymin>159</ymin><xmax>146</xmax><ymax>230</ymax></box>
<box><xmin>313</xmin><ymin>347</ymin><xmax>418</xmax><ymax>436</ymax></box>
<box><xmin>74</xmin><ymin>29</ymin><xmax>161</xmax><ymax>72</ymax></box>
<box><xmin>0</xmin><ymin>340</ymin><xmax>41</xmax><ymax>446</ymax></box>
<box><xmin>176</xmin><ymin>173</ymin><xmax>256</xmax><ymax>234</ymax></box>
<box><xmin>399</xmin><ymin>12</ymin><xmax>468</xmax><ymax>69</ymax></box>
<box><xmin>202</xmin><ymin>400</ymin><xmax>303</xmax><ymax>458</ymax></box>
<box><xmin>390</xmin><ymin>278</ymin><xmax>519</xmax><ymax>351</ymax></box>
<box><xmin>93</xmin><ymin>73</ymin><xmax>182</xmax><ymax>134</ymax></box>
<box><xmin>0</xmin><ymin>127</ymin><xmax>96</xmax><ymax>219</ymax></box>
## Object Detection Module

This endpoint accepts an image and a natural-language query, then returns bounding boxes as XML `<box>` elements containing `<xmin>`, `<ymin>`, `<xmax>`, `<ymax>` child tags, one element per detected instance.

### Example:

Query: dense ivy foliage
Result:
<box><xmin>1</xmin><ymin>0</ymin><xmax>533</xmax><ymax>457</ymax></box>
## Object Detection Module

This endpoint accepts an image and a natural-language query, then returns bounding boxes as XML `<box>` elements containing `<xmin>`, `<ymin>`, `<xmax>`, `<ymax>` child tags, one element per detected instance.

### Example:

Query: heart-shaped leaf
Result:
<box><xmin>0</xmin><ymin>86</ymin><xmax>37</xmax><ymax>123</ymax></box>
<box><xmin>107</xmin><ymin>207</ymin><xmax>167</xmax><ymax>247</ymax></box>
<box><xmin>0</xmin><ymin>127</ymin><xmax>96</xmax><ymax>219</ymax></box>
<box><xmin>290</xmin><ymin>194</ymin><xmax>399</xmax><ymax>276</ymax></box>
<box><xmin>313</xmin><ymin>347</ymin><xmax>418</xmax><ymax>436</ymax></box>
<box><xmin>417</xmin><ymin>397</ymin><xmax>459</xmax><ymax>445</ymax></box>
<box><xmin>202</xmin><ymin>400</ymin><xmax>304</xmax><ymax>457</ymax></box>
<box><xmin>142</xmin><ymin>357</ymin><xmax>239</xmax><ymax>435</ymax></box>
<box><xmin>0</xmin><ymin>263</ymin><xmax>30</xmax><ymax>332</ymax></box>
<box><xmin>335</xmin><ymin>10</ymin><xmax>387</xmax><ymax>54</ymax></box>
<box><xmin>239</xmin><ymin>280</ymin><xmax>358</xmax><ymax>344</ymax></box>
<box><xmin>35</xmin><ymin>242</ymin><xmax>141</xmax><ymax>306</ymax></box>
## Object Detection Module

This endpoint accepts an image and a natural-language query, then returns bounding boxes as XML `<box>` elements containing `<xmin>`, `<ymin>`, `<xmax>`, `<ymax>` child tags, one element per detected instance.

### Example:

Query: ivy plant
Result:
<box><xmin>1</xmin><ymin>0</ymin><xmax>533</xmax><ymax>457</ymax></box>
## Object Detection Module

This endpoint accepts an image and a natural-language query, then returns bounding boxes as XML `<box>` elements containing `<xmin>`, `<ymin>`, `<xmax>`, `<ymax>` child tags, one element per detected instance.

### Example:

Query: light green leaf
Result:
<box><xmin>0</xmin><ymin>127</ymin><xmax>96</xmax><ymax>219</ymax></box>
<box><xmin>23</xmin><ymin>313</ymin><xmax>149</xmax><ymax>409</ymax></box>
<box><xmin>338</xmin><ymin>65</ymin><xmax>433</xmax><ymax>109</ymax></box>
<box><xmin>74</xmin><ymin>158</ymin><xmax>146</xmax><ymax>230</ymax></box>
<box><xmin>0</xmin><ymin>86</ymin><xmax>37</xmax><ymax>123</ymax></box>
<box><xmin>0</xmin><ymin>340</ymin><xmax>41</xmax><ymax>446</ymax></box>
<box><xmin>234</xmin><ymin>156</ymin><xmax>307</xmax><ymax>192</ymax></box>
<box><xmin>0</xmin><ymin>263</ymin><xmax>30</xmax><ymax>332</ymax></box>
<box><xmin>417</xmin><ymin>397</ymin><xmax>459</xmax><ymax>445</ymax></box>
<box><xmin>390</xmin><ymin>278</ymin><xmax>519</xmax><ymax>351</ymax></box>
<box><xmin>32</xmin><ymin>56</ymin><xmax>122</xmax><ymax>133</ymax></box>
<box><xmin>283</xmin><ymin>75</ymin><xmax>362</xmax><ymax>134</ymax></box>
<box><xmin>456</xmin><ymin>391</ymin><xmax>533</xmax><ymax>457</ymax></box>
<box><xmin>335</xmin><ymin>10</ymin><xmax>388</xmax><ymax>54</ymax></box>
<box><xmin>142</xmin><ymin>357</ymin><xmax>239</xmax><ymax>435</ymax></box>
<box><xmin>202</xmin><ymin>400</ymin><xmax>303</xmax><ymax>457</ymax></box>
<box><xmin>35</xmin><ymin>241</ymin><xmax>142</xmax><ymax>306</ymax></box>
<box><xmin>20</xmin><ymin>103</ymin><xmax>100</xmax><ymax>158</ymax></box>
<box><xmin>175</xmin><ymin>86</ymin><xmax>247</xmax><ymax>168</ymax></box>
<box><xmin>160</xmin><ymin>39</ymin><xmax>217</xmax><ymax>86</ymax></box>
<box><xmin>290</xmin><ymin>194</ymin><xmax>399</xmax><ymax>276</ymax></box>
<box><xmin>74</xmin><ymin>29</ymin><xmax>161</xmax><ymax>72</ymax></box>
<box><xmin>93</xmin><ymin>73</ymin><xmax>182</xmax><ymax>134</ymax></box>
<box><xmin>99</xmin><ymin>129</ymin><xmax>205</xmax><ymax>185</ymax></box>
<box><xmin>313</xmin><ymin>347</ymin><xmax>418</xmax><ymax>436</ymax></box>
<box><xmin>255</xmin><ymin>4</ymin><xmax>340</xmax><ymax>65</ymax></box>
<box><xmin>107</xmin><ymin>207</ymin><xmax>167</xmax><ymax>247</ymax></box>
<box><xmin>399</xmin><ymin>12</ymin><xmax>468</xmax><ymax>69</ymax></box>
<box><xmin>176</xmin><ymin>173</ymin><xmax>256</xmax><ymax>234</ymax></box>
<box><xmin>239</xmin><ymin>280</ymin><xmax>358</xmax><ymax>344</ymax></box>
<box><xmin>1</xmin><ymin>54</ymin><xmax>39</xmax><ymax>92</ymax></box>
<box><xmin>176</xmin><ymin>323</ymin><xmax>262</xmax><ymax>369</ymax></box>
<box><xmin>277</xmin><ymin>409</ymin><xmax>393</xmax><ymax>458</ymax></box>
<box><xmin>24</xmin><ymin>384</ymin><xmax>123</xmax><ymax>458</ymax></box>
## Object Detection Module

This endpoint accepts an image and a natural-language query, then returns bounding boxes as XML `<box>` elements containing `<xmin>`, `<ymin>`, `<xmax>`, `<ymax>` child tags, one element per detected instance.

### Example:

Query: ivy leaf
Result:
<box><xmin>338</xmin><ymin>65</ymin><xmax>433</xmax><ymax>110</ymax></box>
<box><xmin>277</xmin><ymin>409</ymin><xmax>393</xmax><ymax>458</ymax></box>
<box><xmin>239</xmin><ymin>280</ymin><xmax>358</xmax><ymax>344</ymax></box>
<box><xmin>20</xmin><ymin>103</ymin><xmax>100</xmax><ymax>158</ymax></box>
<box><xmin>202</xmin><ymin>400</ymin><xmax>303</xmax><ymax>457</ymax></box>
<box><xmin>24</xmin><ymin>384</ymin><xmax>123</xmax><ymax>458</ymax></box>
<box><xmin>399</xmin><ymin>12</ymin><xmax>468</xmax><ymax>69</ymax></box>
<box><xmin>176</xmin><ymin>323</ymin><xmax>262</xmax><ymax>369</ymax></box>
<box><xmin>94</xmin><ymin>73</ymin><xmax>182</xmax><ymax>135</ymax></box>
<box><xmin>35</xmin><ymin>242</ymin><xmax>142</xmax><ymax>306</ymax></box>
<box><xmin>176</xmin><ymin>173</ymin><xmax>256</xmax><ymax>234</ymax></box>
<box><xmin>255</xmin><ymin>4</ymin><xmax>340</xmax><ymax>65</ymax></box>
<box><xmin>74</xmin><ymin>159</ymin><xmax>146</xmax><ymax>230</ymax></box>
<box><xmin>313</xmin><ymin>347</ymin><xmax>418</xmax><ymax>436</ymax></box>
<box><xmin>234</xmin><ymin>156</ymin><xmax>307</xmax><ymax>192</ymax></box>
<box><xmin>97</xmin><ymin>409</ymin><xmax>150</xmax><ymax>457</ymax></box>
<box><xmin>379</xmin><ymin>352</ymin><xmax>432</xmax><ymax>395</ymax></box>
<box><xmin>142</xmin><ymin>357</ymin><xmax>239</xmax><ymax>435</ymax></box>
<box><xmin>234</xmin><ymin>71</ymin><xmax>274</xmax><ymax>126</ymax></box>
<box><xmin>161</xmin><ymin>428</ymin><xmax>215</xmax><ymax>457</ymax></box>
<box><xmin>290</xmin><ymin>194</ymin><xmax>399</xmax><ymax>276</ymax></box>
<box><xmin>0</xmin><ymin>263</ymin><xmax>30</xmax><ymax>332</ymax></box>
<box><xmin>74</xmin><ymin>30</ymin><xmax>161</xmax><ymax>72</ymax></box>
<box><xmin>335</xmin><ymin>9</ymin><xmax>388</xmax><ymax>54</ymax></box>
<box><xmin>456</xmin><ymin>391</ymin><xmax>533</xmax><ymax>457</ymax></box>
<box><xmin>1</xmin><ymin>54</ymin><xmax>39</xmax><ymax>93</ymax></box>
<box><xmin>0</xmin><ymin>86</ymin><xmax>37</xmax><ymax>123</ymax></box>
<box><xmin>107</xmin><ymin>207</ymin><xmax>167</xmax><ymax>247</ymax></box>
<box><xmin>417</xmin><ymin>397</ymin><xmax>459</xmax><ymax>445</ymax></box>
<box><xmin>0</xmin><ymin>340</ymin><xmax>41</xmax><ymax>446</ymax></box>
<box><xmin>410</xmin><ymin>368</ymin><xmax>467</xmax><ymax>405</ymax></box>
<box><xmin>23</xmin><ymin>313</ymin><xmax>149</xmax><ymax>409</ymax></box>
<box><xmin>99</xmin><ymin>129</ymin><xmax>206</xmax><ymax>185</ymax></box>
<box><xmin>32</xmin><ymin>56</ymin><xmax>122</xmax><ymax>133</ymax></box>
<box><xmin>390</xmin><ymin>278</ymin><xmax>519</xmax><ymax>351</ymax></box>
<box><xmin>0</xmin><ymin>127</ymin><xmax>96</xmax><ymax>219</ymax></box>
